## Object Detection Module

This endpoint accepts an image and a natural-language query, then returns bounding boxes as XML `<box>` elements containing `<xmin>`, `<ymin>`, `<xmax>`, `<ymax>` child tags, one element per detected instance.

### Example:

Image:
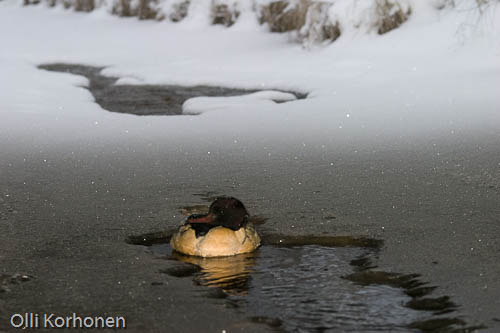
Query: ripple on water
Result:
<box><xmin>152</xmin><ymin>243</ymin><xmax>431</xmax><ymax>332</ymax></box>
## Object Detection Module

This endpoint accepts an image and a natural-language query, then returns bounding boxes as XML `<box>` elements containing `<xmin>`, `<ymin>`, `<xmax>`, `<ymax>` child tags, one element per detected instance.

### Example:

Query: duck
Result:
<box><xmin>170</xmin><ymin>196</ymin><xmax>261</xmax><ymax>257</ymax></box>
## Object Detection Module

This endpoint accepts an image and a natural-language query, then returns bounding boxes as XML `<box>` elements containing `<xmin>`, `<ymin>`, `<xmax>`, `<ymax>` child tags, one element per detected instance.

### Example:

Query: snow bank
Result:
<box><xmin>19</xmin><ymin>0</ymin><xmax>495</xmax><ymax>46</ymax></box>
<box><xmin>0</xmin><ymin>0</ymin><xmax>499</xmax><ymax>151</ymax></box>
<box><xmin>182</xmin><ymin>91</ymin><xmax>297</xmax><ymax>115</ymax></box>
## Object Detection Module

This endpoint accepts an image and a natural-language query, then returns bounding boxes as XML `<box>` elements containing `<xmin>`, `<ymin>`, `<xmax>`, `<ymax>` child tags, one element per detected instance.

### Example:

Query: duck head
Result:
<box><xmin>187</xmin><ymin>196</ymin><xmax>249</xmax><ymax>231</ymax></box>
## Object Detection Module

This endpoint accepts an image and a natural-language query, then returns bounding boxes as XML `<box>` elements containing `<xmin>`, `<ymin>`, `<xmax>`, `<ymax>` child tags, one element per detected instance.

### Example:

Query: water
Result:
<box><xmin>152</xmin><ymin>243</ymin><xmax>430</xmax><ymax>332</ymax></box>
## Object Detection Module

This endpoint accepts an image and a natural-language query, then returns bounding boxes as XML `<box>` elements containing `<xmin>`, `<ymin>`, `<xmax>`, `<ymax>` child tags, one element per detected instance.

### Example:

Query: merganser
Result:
<box><xmin>170</xmin><ymin>197</ymin><xmax>261</xmax><ymax>257</ymax></box>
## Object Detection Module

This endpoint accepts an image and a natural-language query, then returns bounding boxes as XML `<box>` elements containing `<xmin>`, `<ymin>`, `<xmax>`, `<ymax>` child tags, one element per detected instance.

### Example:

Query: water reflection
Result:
<box><xmin>170</xmin><ymin>251</ymin><xmax>257</xmax><ymax>296</ymax></box>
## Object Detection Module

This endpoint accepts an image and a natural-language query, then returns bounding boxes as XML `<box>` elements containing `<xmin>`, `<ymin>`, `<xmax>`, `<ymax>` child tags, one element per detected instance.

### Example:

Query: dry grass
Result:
<box><xmin>169</xmin><ymin>0</ymin><xmax>190</xmax><ymax>22</ymax></box>
<box><xmin>137</xmin><ymin>0</ymin><xmax>159</xmax><ymax>20</ymax></box>
<box><xmin>374</xmin><ymin>0</ymin><xmax>412</xmax><ymax>35</ymax></box>
<box><xmin>23</xmin><ymin>0</ymin><xmax>41</xmax><ymax>5</ymax></box>
<box><xmin>300</xmin><ymin>1</ymin><xmax>340</xmax><ymax>46</ymax></box>
<box><xmin>259</xmin><ymin>0</ymin><xmax>309</xmax><ymax>33</ymax></box>
<box><xmin>111</xmin><ymin>0</ymin><xmax>158</xmax><ymax>19</ymax></box>
<box><xmin>211</xmin><ymin>1</ymin><xmax>240</xmax><ymax>27</ymax></box>
<box><xmin>112</xmin><ymin>0</ymin><xmax>134</xmax><ymax>17</ymax></box>
<box><xmin>260</xmin><ymin>0</ymin><xmax>341</xmax><ymax>46</ymax></box>
<box><xmin>74</xmin><ymin>0</ymin><xmax>94</xmax><ymax>12</ymax></box>
<box><xmin>322</xmin><ymin>21</ymin><xmax>341</xmax><ymax>40</ymax></box>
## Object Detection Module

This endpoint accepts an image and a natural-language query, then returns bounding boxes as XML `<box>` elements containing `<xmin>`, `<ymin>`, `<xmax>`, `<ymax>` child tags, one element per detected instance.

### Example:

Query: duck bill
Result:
<box><xmin>187</xmin><ymin>213</ymin><xmax>216</xmax><ymax>224</ymax></box>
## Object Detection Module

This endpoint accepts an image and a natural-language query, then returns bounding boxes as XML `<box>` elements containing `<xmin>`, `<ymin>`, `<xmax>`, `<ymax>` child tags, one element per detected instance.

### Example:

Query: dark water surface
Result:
<box><xmin>153</xmin><ymin>243</ymin><xmax>426</xmax><ymax>332</ymax></box>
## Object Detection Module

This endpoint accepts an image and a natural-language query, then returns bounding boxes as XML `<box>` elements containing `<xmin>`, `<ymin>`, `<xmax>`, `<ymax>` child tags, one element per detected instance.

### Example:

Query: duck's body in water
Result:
<box><xmin>170</xmin><ymin>197</ymin><xmax>261</xmax><ymax>257</ymax></box>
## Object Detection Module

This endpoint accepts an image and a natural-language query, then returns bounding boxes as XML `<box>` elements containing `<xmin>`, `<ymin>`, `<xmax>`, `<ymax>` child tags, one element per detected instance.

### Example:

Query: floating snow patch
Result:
<box><xmin>182</xmin><ymin>90</ymin><xmax>298</xmax><ymax>115</ymax></box>
<box><xmin>115</xmin><ymin>76</ymin><xmax>145</xmax><ymax>85</ymax></box>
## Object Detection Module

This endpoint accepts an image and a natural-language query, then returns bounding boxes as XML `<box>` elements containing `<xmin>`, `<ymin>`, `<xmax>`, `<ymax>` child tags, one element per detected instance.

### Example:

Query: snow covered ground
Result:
<box><xmin>0</xmin><ymin>0</ymin><xmax>499</xmax><ymax>151</ymax></box>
